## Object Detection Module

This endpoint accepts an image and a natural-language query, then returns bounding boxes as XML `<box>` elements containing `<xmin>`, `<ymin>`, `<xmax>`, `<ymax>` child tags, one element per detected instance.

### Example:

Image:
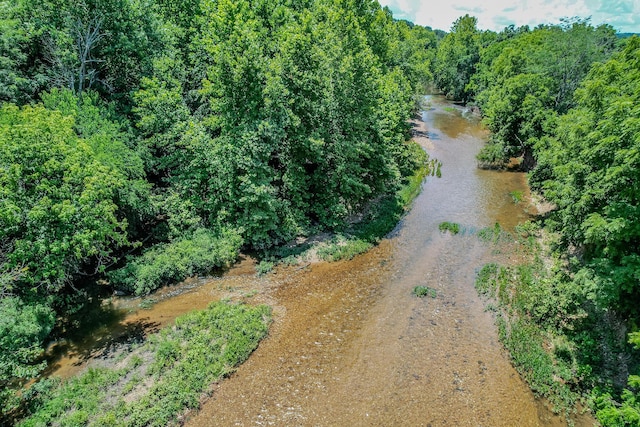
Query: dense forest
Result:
<box><xmin>2</xmin><ymin>0</ymin><xmax>640</xmax><ymax>425</ymax></box>
<box><xmin>0</xmin><ymin>0</ymin><xmax>437</xmax><ymax>420</ymax></box>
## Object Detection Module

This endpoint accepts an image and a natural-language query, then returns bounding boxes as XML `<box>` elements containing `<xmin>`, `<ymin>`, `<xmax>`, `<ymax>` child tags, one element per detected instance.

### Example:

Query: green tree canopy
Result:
<box><xmin>473</xmin><ymin>20</ymin><xmax>617</xmax><ymax>168</ymax></box>
<box><xmin>433</xmin><ymin>14</ymin><xmax>482</xmax><ymax>102</ymax></box>
<box><xmin>0</xmin><ymin>103</ymin><xmax>131</xmax><ymax>294</ymax></box>
<box><xmin>532</xmin><ymin>37</ymin><xmax>640</xmax><ymax>311</ymax></box>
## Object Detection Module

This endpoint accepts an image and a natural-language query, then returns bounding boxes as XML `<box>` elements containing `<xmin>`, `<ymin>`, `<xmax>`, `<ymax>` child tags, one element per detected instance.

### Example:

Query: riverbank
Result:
<box><xmin>18</xmin><ymin>302</ymin><xmax>271</xmax><ymax>426</ymax></box>
<box><xmin>25</xmin><ymin>96</ymin><xmax>576</xmax><ymax>426</ymax></box>
<box><xmin>474</xmin><ymin>218</ymin><xmax>636</xmax><ymax>426</ymax></box>
<box><xmin>185</xmin><ymin>95</ymin><xmax>568</xmax><ymax>426</ymax></box>
<box><xmin>11</xmin><ymin>125</ymin><xmax>433</xmax><ymax>425</ymax></box>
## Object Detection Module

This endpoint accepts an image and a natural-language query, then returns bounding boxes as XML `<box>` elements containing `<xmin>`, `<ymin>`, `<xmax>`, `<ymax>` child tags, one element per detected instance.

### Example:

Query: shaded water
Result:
<box><xmin>47</xmin><ymin>96</ymin><xmax>594</xmax><ymax>426</ymax></box>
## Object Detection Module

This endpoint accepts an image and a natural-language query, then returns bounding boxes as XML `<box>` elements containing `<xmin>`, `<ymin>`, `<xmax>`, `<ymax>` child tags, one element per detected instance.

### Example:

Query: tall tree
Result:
<box><xmin>0</xmin><ymin>102</ymin><xmax>132</xmax><ymax>293</ymax></box>
<box><xmin>473</xmin><ymin>20</ymin><xmax>617</xmax><ymax>168</ymax></box>
<box><xmin>434</xmin><ymin>14</ymin><xmax>482</xmax><ymax>102</ymax></box>
<box><xmin>532</xmin><ymin>37</ymin><xmax>640</xmax><ymax>311</ymax></box>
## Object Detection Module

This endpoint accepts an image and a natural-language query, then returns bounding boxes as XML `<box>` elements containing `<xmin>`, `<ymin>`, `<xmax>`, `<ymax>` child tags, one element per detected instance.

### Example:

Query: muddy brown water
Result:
<box><xmin>46</xmin><ymin>95</ymin><xmax>595</xmax><ymax>426</ymax></box>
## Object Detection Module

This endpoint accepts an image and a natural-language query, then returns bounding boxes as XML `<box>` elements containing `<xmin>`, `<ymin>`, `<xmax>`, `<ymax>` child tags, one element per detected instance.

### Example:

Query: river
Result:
<box><xmin>46</xmin><ymin>95</ymin><xmax>594</xmax><ymax>426</ymax></box>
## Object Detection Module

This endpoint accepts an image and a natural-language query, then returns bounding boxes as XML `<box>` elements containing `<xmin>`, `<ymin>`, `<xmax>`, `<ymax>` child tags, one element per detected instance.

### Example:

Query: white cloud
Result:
<box><xmin>379</xmin><ymin>0</ymin><xmax>639</xmax><ymax>32</ymax></box>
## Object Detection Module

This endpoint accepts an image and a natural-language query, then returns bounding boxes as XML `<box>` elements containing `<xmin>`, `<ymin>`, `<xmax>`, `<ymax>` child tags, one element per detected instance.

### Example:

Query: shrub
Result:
<box><xmin>109</xmin><ymin>228</ymin><xmax>243</xmax><ymax>295</ymax></box>
<box><xmin>438</xmin><ymin>221</ymin><xmax>461</xmax><ymax>234</ymax></box>
<box><xmin>413</xmin><ymin>285</ymin><xmax>437</xmax><ymax>298</ymax></box>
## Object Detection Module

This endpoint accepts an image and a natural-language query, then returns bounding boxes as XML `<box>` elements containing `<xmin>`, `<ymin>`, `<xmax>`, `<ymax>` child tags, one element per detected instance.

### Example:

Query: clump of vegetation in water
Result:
<box><xmin>138</xmin><ymin>297</ymin><xmax>157</xmax><ymax>310</ymax></box>
<box><xmin>19</xmin><ymin>302</ymin><xmax>271</xmax><ymax>426</ymax></box>
<box><xmin>509</xmin><ymin>190</ymin><xmax>524</xmax><ymax>204</ymax></box>
<box><xmin>477</xmin><ymin>222</ymin><xmax>509</xmax><ymax>244</ymax></box>
<box><xmin>438</xmin><ymin>221</ymin><xmax>461</xmax><ymax>234</ymax></box>
<box><xmin>317</xmin><ymin>236</ymin><xmax>374</xmax><ymax>262</ymax></box>
<box><xmin>413</xmin><ymin>285</ymin><xmax>437</xmax><ymax>298</ymax></box>
<box><xmin>256</xmin><ymin>260</ymin><xmax>275</xmax><ymax>276</ymax></box>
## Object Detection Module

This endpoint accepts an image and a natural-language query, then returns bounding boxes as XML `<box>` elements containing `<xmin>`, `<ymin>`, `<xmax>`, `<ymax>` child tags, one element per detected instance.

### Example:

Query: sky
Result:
<box><xmin>377</xmin><ymin>0</ymin><xmax>640</xmax><ymax>33</ymax></box>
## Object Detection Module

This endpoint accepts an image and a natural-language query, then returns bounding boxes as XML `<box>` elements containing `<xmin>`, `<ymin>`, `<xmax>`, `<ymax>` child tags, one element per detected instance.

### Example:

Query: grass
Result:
<box><xmin>138</xmin><ymin>298</ymin><xmax>157</xmax><ymax>310</ymax></box>
<box><xmin>109</xmin><ymin>228</ymin><xmax>243</xmax><ymax>295</ymax></box>
<box><xmin>438</xmin><ymin>221</ymin><xmax>461</xmax><ymax>235</ymax></box>
<box><xmin>475</xmin><ymin>260</ymin><xmax>578</xmax><ymax>416</ymax></box>
<box><xmin>255</xmin><ymin>260</ymin><xmax>275</xmax><ymax>276</ymax></box>
<box><xmin>472</xmin><ymin>226</ymin><xmax>640</xmax><ymax>422</ymax></box>
<box><xmin>20</xmin><ymin>301</ymin><xmax>271</xmax><ymax>426</ymax></box>
<box><xmin>413</xmin><ymin>285</ymin><xmax>437</xmax><ymax>298</ymax></box>
<box><xmin>316</xmin><ymin>237</ymin><xmax>374</xmax><ymax>262</ymax></box>
<box><xmin>477</xmin><ymin>222</ymin><xmax>510</xmax><ymax>244</ymax></box>
<box><xmin>510</xmin><ymin>190</ymin><xmax>524</xmax><ymax>204</ymax></box>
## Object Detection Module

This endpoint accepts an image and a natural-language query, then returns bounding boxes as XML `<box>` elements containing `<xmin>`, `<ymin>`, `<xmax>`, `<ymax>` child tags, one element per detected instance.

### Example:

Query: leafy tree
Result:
<box><xmin>0</xmin><ymin>103</ymin><xmax>130</xmax><ymax>293</ymax></box>
<box><xmin>473</xmin><ymin>20</ymin><xmax>617</xmax><ymax>167</ymax></box>
<box><xmin>4</xmin><ymin>0</ymin><xmax>166</xmax><ymax>106</ymax></box>
<box><xmin>188</xmin><ymin>0</ymin><xmax>427</xmax><ymax>248</ymax></box>
<box><xmin>389</xmin><ymin>20</ymin><xmax>436</xmax><ymax>93</ymax></box>
<box><xmin>595</xmin><ymin>332</ymin><xmax>640</xmax><ymax>426</ymax></box>
<box><xmin>0</xmin><ymin>1</ymin><xmax>48</xmax><ymax>104</ymax></box>
<box><xmin>434</xmin><ymin>14</ymin><xmax>482</xmax><ymax>102</ymax></box>
<box><xmin>532</xmin><ymin>37</ymin><xmax>640</xmax><ymax>311</ymax></box>
<box><xmin>0</xmin><ymin>297</ymin><xmax>55</xmax><ymax>417</ymax></box>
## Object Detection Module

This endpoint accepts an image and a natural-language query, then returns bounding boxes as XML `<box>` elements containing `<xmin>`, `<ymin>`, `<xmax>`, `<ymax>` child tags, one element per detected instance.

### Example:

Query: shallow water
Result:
<box><xmin>47</xmin><ymin>96</ymin><xmax>594</xmax><ymax>426</ymax></box>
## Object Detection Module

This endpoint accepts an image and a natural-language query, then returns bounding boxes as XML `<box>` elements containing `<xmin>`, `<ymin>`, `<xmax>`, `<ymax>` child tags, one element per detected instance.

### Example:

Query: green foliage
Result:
<box><xmin>0</xmin><ymin>2</ymin><xmax>45</xmax><ymax>104</ymax></box>
<box><xmin>188</xmin><ymin>0</ymin><xmax>435</xmax><ymax>248</ymax></box>
<box><xmin>532</xmin><ymin>37</ymin><xmax>640</xmax><ymax>311</ymax></box>
<box><xmin>19</xmin><ymin>301</ymin><xmax>271</xmax><ymax>426</ymax></box>
<box><xmin>0</xmin><ymin>103</ymin><xmax>130</xmax><ymax>292</ymax></box>
<box><xmin>386</xmin><ymin>19</ymin><xmax>436</xmax><ymax>94</ymax></box>
<box><xmin>595</xmin><ymin>379</ymin><xmax>640</xmax><ymax>426</ymax></box>
<box><xmin>438</xmin><ymin>221</ymin><xmax>461</xmax><ymax>234</ymax></box>
<box><xmin>501</xmin><ymin>317</ymin><xmax>577</xmax><ymax>411</ymax></box>
<box><xmin>1</xmin><ymin>1</ymin><xmax>438</xmax><ymax>419</ymax></box>
<box><xmin>472</xmin><ymin>19</ymin><xmax>617</xmax><ymax>166</ymax></box>
<box><xmin>413</xmin><ymin>285</ymin><xmax>436</xmax><ymax>298</ymax></box>
<box><xmin>320</xmin><ymin>143</ymin><xmax>430</xmax><ymax>262</ymax></box>
<box><xmin>108</xmin><ymin>228</ymin><xmax>243</xmax><ymax>295</ymax></box>
<box><xmin>256</xmin><ymin>260</ymin><xmax>275</xmax><ymax>276</ymax></box>
<box><xmin>317</xmin><ymin>237</ymin><xmax>374</xmax><ymax>262</ymax></box>
<box><xmin>434</xmin><ymin>14</ymin><xmax>483</xmax><ymax>102</ymax></box>
<box><xmin>509</xmin><ymin>190</ymin><xmax>524</xmax><ymax>204</ymax></box>
<box><xmin>593</xmin><ymin>331</ymin><xmax>640</xmax><ymax>426</ymax></box>
<box><xmin>11</xmin><ymin>0</ymin><xmax>166</xmax><ymax>104</ymax></box>
<box><xmin>474</xmin><ymin>263</ymin><xmax>501</xmax><ymax>297</ymax></box>
<box><xmin>475</xmin><ymin>260</ymin><xmax>582</xmax><ymax>414</ymax></box>
<box><xmin>477</xmin><ymin>222</ymin><xmax>509</xmax><ymax>243</ymax></box>
<box><xmin>41</xmin><ymin>88</ymin><xmax>152</xmax><ymax>231</ymax></box>
<box><xmin>0</xmin><ymin>297</ymin><xmax>55</xmax><ymax>417</ymax></box>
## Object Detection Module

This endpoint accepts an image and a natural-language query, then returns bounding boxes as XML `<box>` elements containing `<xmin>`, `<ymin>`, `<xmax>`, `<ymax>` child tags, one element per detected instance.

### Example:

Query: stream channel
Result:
<box><xmin>46</xmin><ymin>95</ymin><xmax>595</xmax><ymax>426</ymax></box>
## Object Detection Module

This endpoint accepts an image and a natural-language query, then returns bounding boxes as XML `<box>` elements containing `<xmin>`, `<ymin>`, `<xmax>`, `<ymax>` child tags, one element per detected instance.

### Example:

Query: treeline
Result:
<box><xmin>432</xmin><ymin>15</ymin><xmax>640</xmax><ymax>424</ymax></box>
<box><xmin>0</xmin><ymin>0</ymin><xmax>437</xmax><ymax>418</ymax></box>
